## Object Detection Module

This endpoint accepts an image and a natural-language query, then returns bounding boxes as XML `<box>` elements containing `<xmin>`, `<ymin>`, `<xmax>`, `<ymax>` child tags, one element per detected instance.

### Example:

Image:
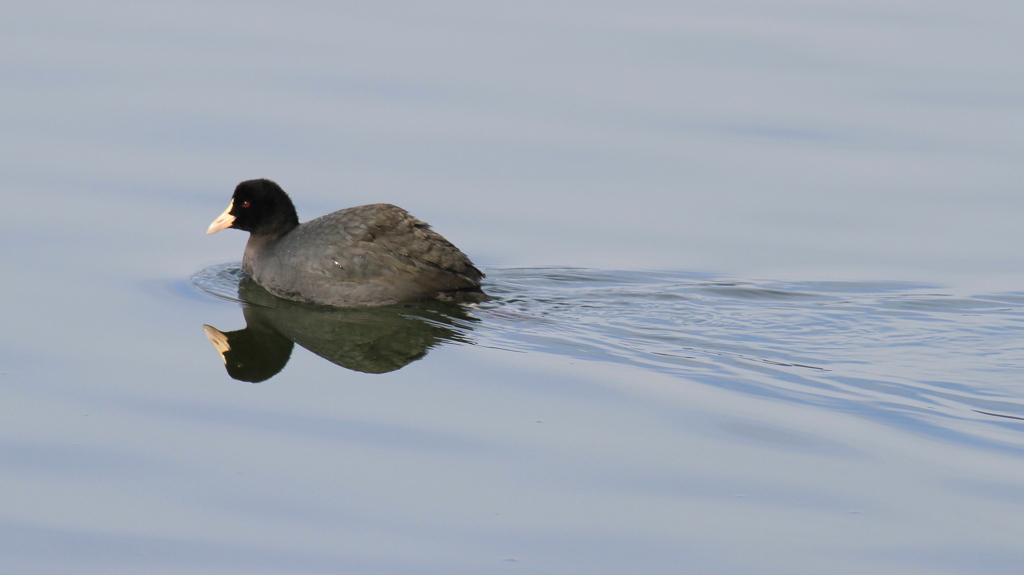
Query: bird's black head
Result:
<box><xmin>207</xmin><ymin>179</ymin><xmax>300</xmax><ymax>237</ymax></box>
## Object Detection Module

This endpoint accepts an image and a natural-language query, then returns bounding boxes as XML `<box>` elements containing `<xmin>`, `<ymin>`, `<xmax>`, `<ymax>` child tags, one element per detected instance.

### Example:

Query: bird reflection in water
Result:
<box><xmin>203</xmin><ymin>277</ymin><xmax>478</xmax><ymax>382</ymax></box>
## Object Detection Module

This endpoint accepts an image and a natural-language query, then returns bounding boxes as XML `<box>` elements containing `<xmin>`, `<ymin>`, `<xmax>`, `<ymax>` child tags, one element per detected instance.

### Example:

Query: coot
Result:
<box><xmin>207</xmin><ymin>179</ymin><xmax>489</xmax><ymax>307</ymax></box>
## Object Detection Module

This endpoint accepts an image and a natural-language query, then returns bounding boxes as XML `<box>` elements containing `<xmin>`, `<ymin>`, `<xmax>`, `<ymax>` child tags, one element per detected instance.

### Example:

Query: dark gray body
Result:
<box><xmin>242</xmin><ymin>203</ymin><xmax>487</xmax><ymax>307</ymax></box>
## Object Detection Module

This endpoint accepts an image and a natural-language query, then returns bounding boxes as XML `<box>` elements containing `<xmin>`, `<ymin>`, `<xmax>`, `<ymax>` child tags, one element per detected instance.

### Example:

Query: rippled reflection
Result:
<box><xmin>202</xmin><ymin>276</ymin><xmax>476</xmax><ymax>381</ymax></box>
<box><xmin>192</xmin><ymin>264</ymin><xmax>1024</xmax><ymax>445</ymax></box>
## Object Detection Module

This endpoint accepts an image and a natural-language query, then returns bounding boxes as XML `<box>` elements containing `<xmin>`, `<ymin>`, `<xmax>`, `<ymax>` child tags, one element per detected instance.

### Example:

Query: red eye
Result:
<box><xmin>241</xmin><ymin>201</ymin><xmax>251</xmax><ymax>208</ymax></box>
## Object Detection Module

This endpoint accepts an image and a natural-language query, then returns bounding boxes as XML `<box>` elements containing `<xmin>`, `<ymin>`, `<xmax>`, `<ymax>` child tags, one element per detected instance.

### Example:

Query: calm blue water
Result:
<box><xmin>3</xmin><ymin>1</ymin><xmax>1024</xmax><ymax>573</ymax></box>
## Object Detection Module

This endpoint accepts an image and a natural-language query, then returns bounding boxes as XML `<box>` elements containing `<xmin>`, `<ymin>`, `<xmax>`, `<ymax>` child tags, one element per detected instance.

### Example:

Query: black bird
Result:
<box><xmin>207</xmin><ymin>179</ymin><xmax>489</xmax><ymax>307</ymax></box>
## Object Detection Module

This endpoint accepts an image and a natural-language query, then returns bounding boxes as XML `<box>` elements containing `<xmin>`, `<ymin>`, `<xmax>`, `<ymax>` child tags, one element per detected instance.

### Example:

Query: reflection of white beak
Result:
<box><xmin>206</xmin><ymin>200</ymin><xmax>236</xmax><ymax>234</ymax></box>
<box><xmin>203</xmin><ymin>324</ymin><xmax>231</xmax><ymax>364</ymax></box>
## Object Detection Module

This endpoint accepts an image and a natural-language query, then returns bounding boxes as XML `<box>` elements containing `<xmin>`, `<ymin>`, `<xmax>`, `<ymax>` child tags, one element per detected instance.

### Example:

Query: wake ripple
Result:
<box><xmin>191</xmin><ymin>265</ymin><xmax>1024</xmax><ymax>449</ymax></box>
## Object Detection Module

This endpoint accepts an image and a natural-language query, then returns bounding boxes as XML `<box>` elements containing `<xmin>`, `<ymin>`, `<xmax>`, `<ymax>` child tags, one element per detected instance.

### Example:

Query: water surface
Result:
<box><xmin>3</xmin><ymin>1</ymin><xmax>1024</xmax><ymax>573</ymax></box>
<box><xmin>194</xmin><ymin>264</ymin><xmax>1024</xmax><ymax>448</ymax></box>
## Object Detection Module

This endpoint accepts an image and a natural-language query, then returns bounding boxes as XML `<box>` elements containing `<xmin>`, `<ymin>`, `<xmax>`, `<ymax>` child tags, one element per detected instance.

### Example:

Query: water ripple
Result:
<box><xmin>476</xmin><ymin>268</ymin><xmax>1024</xmax><ymax>448</ymax></box>
<box><xmin>191</xmin><ymin>265</ymin><xmax>1024</xmax><ymax>449</ymax></box>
